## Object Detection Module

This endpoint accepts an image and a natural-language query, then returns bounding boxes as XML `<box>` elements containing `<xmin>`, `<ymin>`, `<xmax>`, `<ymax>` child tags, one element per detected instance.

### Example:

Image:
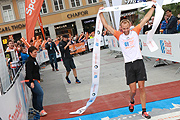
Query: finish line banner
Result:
<box><xmin>70</xmin><ymin>1</ymin><xmax>164</xmax><ymax>115</ymax></box>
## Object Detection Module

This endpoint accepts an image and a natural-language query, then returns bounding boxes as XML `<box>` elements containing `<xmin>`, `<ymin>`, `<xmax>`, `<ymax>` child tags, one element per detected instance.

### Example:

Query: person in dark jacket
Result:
<box><xmin>59</xmin><ymin>34</ymin><xmax>81</xmax><ymax>84</ymax></box>
<box><xmin>166</xmin><ymin>9</ymin><xmax>177</xmax><ymax>34</ymax></box>
<box><xmin>45</xmin><ymin>37</ymin><xmax>59</xmax><ymax>71</ymax></box>
<box><xmin>25</xmin><ymin>46</ymin><xmax>47</xmax><ymax>117</ymax></box>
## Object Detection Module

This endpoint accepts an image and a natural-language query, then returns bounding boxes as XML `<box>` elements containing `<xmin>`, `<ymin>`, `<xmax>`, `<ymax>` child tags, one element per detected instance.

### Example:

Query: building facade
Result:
<box><xmin>0</xmin><ymin>0</ymin><xmax>112</xmax><ymax>46</ymax></box>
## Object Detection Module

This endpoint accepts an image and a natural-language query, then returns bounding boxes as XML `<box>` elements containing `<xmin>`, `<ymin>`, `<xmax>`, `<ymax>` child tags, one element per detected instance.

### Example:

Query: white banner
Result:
<box><xmin>0</xmin><ymin>36</ymin><xmax>10</xmax><ymax>94</ymax></box>
<box><xmin>140</xmin><ymin>34</ymin><xmax>180</xmax><ymax>62</ymax></box>
<box><xmin>146</xmin><ymin>3</ymin><xmax>164</xmax><ymax>52</ymax></box>
<box><xmin>0</xmin><ymin>67</ymin><xmax>30</xmax><ymax>120</ymax></box>
<box><xmin>107</xmin><ymin>34</ymin><xmax>180</xmax><ymax>62</ymax></box>
<box><xmin>70</xmin><ymin>11</ymin><xmax>102</xmax><ymax>114</ymax></box>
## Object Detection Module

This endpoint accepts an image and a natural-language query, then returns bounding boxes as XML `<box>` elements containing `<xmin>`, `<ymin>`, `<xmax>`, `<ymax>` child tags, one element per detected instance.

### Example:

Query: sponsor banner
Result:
<box><xmin>139</xmin><ymin>34</ymin><xmax>180</xmax><ymax>62</ymax></box>
<box><xmin>70</xmin><ymin>11</ymin><xmax>102</xmax><ymax>115</ymax></box>
<box><xmin>88</xmin><ymin>38</ymin><xmax>105</xmax><ymax>50</ymax></box>
<box><xmin>25</xmin><ymin>0</ymin><xmax>44</xmax><ymax>43</ymax></box>
<box><xmin>104</xmin><ymin>36</ymin><xmax>121</xmax><ymax>51</ymax></box>
<box><xmin>0</xmin><ymin>36</ymin><xmax>10</xmax><ymax>93</ymax></box>
<box><xmin>36</xmin><ymin>49</ymin><xmax>61</xmax><ymax>65</ymax></box>
<box><xmin>104</xmin><ymin>36</ymin><xmax>109</xmax><ymax>46</ymax></box>
<box><xmin>107</xmin><ymin>34</ymin><xmax>180</xmax><ymax>62</ymax></box>
<box><xmin>69</xmin><ymin>42</ymin><xmax>86</xmax><ymax>54</ymax></box>
<box><xmin>0</xmin><ymin>67</ymin><xmax>30</xmax><ymax>120</ymax></box>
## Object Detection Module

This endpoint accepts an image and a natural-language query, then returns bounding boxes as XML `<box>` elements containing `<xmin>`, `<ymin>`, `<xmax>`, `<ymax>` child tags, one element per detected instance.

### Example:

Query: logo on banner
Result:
<box><xmin>26</xmin><ymin>0</ymin><xmax>36</xmax><ymax>16</ymax></box>
<box><xmin>92</xmin><ymin>93</ymin><xmax>96</xmax><ymax>96</ymax></box>
<box><xmin>94</xmin><ymin>72</ymin><xmax>98</xmax><ymax>78</ymax></box>
<box><xmin>97</xmin><ymin>30</ymin><xmax>100</xmax><ymax>35</ymax></box>
<box><xmin>111</xmin><ymin>39</ymin><xmax>116</xmax><ymax>47</ymax></box>
<box><xmin>9</xmin><ymin>101</ymin><xmax>22</xmax><ymax>120</ymax></box>
<box><xmin>94</xmin><ymin>65</ymin><xmax>98</xmax><ymax>69</ymax></box>
<box><xmin>160</xmin><ymin>40</ymin><xmax>172</xmax><ymax>55</ymax></box>
<box><xmin>95</xmin><ymin>42</ymin><xmax>99</xmax><ymax>46</ymax></box>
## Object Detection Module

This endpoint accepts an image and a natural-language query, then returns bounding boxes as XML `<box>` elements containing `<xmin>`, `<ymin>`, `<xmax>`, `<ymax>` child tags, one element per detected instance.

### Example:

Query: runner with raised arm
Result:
<box><xmin>99</xmin><ymin>0</ymin><xmax>157</xmax><ymax>119</ymax></box>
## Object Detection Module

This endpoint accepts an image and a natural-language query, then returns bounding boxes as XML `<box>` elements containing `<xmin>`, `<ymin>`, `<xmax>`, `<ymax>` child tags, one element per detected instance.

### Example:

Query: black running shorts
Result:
<box><xmin>125</xmin><ymin>59</ymin><xmax>147</xmax><ymax>85</ymax></box>
<box><xmin>63</xmin><ymin>59</ymin><xmax>76</xmax><ymax>72</ymax></box>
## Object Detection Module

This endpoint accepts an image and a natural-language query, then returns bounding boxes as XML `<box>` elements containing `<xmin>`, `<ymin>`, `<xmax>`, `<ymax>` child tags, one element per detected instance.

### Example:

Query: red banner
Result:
<box><xmin>25</xmin><ymin>0</ymin><xmax>44</xmax><ymax>43</ymax></box>
<box><xmin>38</xmin><ymin>14</ymin><xmax>46</xmax><ymax>40</ymax></box>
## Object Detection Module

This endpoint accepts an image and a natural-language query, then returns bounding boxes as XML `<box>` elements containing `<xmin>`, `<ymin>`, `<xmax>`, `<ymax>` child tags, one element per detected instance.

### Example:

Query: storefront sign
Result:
<box><xmin>0</xmin><ymin>24</ymin><xmax>26</xmax><ymax>33</ymax></box>
<box><xmin>67</xmin><ymin>10</ymin><xmax>88</xmax><ymax>18</ymax></box>
<box><xmin>2</xmin><ymin>39</ymin><xmax>7</xmax><ymax>44</ymax></box>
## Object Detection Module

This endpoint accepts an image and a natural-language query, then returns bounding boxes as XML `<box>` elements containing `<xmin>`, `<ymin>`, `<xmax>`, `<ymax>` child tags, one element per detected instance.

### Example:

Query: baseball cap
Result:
<box><xmin>62</xmin><ymin>34</ymin><xmax>69</xmax><ymax>38</ymax></box>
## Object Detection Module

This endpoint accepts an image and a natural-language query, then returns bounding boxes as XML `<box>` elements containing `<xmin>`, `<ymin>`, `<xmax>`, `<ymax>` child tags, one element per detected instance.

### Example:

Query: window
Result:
<box><xmin>18</xmin><ymin>1</ymin><xmax>25</xmax><ymax>19</ymax></box>
<box><xmin>18</xmin><ymin>1</ymin><xmax>47</xmax><ymax>19</ymax></box>
<box><xmin>53</xmin><ymin>0</ymin><xmax>64</xmax><ymax>11</ymax></box>
<box><xmin>40</xmin><ymin>1</ymin><xmax>48</xmax><ymax>14</ymax></box>
<box><xmin>2</xmin><ymin>5</ymin><xmax>15</xmax><ymax>22</ymax></box>
<box><xmin>70</xmin><ymin>0</ymin><xmax>81</xmax><ymax>7</ymax></box>
<box><xmin>87</xmin><ymin>0</ymin><xmax>97</xmax><ymax>4</ymax></box>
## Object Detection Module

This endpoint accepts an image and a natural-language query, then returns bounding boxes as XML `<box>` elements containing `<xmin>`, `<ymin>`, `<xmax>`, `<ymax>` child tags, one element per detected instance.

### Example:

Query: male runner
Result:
<box><xmin>99</xmin><ymin>0</ymin><xmax>156</xmax><ymax>119</ymax></box>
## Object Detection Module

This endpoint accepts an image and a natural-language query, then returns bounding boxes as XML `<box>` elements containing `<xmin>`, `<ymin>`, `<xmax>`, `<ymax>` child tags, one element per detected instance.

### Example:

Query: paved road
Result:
<box><xmin>39</xmin><ymin>49</ymin><xmax>180</xmax><ymax>120</ymax></box>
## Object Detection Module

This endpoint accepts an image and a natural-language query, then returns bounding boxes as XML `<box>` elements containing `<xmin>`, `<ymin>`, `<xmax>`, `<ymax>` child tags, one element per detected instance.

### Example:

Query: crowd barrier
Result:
<box><xmin>107</xmin><ymin>34</ymin><xmax>180</xmax><ymax>62</ymax></box>
<box><xmin>36</xmin><ymin>48</ymin><xmax>61</xmax><ymax>65</ymax></box>
<box><xmin>88</xmin><ymin>37</ymin><xmax>109</xmax><ymax>50</ymax></box>
<box><xmin>0</xmin><ymin>66</ymin><xmax>30</xmax><ymax>120</ymax></box>
<box><xmin>69</xmin><ymin>42</ymin><xmax>86</xmax><ymax>54</ymax></box>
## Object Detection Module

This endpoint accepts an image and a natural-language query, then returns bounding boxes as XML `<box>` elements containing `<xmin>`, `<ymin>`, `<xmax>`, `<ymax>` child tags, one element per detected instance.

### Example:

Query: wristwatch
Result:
<box><xmin>152</xmin><ymin>4</ymin><xmax>156</xmax><ymax>8</ymax></box>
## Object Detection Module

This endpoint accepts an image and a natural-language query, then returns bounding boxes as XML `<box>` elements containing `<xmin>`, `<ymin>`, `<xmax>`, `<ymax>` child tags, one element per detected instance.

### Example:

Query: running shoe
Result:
<box><xmin>142</xmin><ymin>112</ymin><xmax>151</xmax><ymax>119</ymax></box>
<box><xmin>56</xmin><ymin>69</ymin><xmax>59</xmax><ymax>71</ymax></box>
<box><xmin>52</xmin><ymin>68</ymin><xmax>55</xmax><ymax>71</ymax></box>
<box><xmin>129</xmin><ymin>102</ymin><xmax>134</xmax><ymax>112</ymax></box>
<box><xmin>76</xmin><ymin>79</ymin><xmax>81</xmax><ymax>84</ymax></box>
<box><xmin>40</xmin><ymin>110</ymin><xmax>47</xmax><ymax>117</ymax></box>
<box><xmin>66</xmin><ymin>77</ymin><xmax>71</xmax><ymax>84</ymax></box>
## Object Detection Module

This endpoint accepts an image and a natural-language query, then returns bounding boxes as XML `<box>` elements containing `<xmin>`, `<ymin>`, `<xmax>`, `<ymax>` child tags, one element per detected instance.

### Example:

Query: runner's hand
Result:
<box><xmin>31</xmin><ymin>82</ymin><xmax>34</xmax><ymax>89</ymax></box>
<box><xmin>152</xmin><ymin>0</ymin><xmax>156</xmax><ymax>3</ymax></box>
<box><xmin>99</xmin><ymin>7</ymin><xmax>104</xmax><ymax>10</ymax></box>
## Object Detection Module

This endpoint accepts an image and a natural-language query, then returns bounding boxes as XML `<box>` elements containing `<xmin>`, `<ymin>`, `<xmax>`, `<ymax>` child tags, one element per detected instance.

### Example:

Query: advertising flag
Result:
<box><xmin>25</xmin><ymin>0</ymin><xmax>44</xmax><ymax>43</ymax></box>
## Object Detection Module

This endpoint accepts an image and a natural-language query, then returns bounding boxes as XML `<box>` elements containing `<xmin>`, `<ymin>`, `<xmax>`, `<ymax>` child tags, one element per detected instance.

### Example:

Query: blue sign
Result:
<box><xmin>160</xmin><ymin>40</ymin><xmax>165</xmax><ymax>54</ymax></box>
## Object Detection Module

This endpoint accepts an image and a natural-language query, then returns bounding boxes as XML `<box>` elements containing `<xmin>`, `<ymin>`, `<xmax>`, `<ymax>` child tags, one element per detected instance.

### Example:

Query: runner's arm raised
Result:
<box><xmin>99</xmin><ymin>8</ymin><xmax>115</xmax><ymax>35</ymax></box>
<box><xmin>140</xmin><ymin>1</ymin><xmax>156</xmax><ymax>28</ymax></box>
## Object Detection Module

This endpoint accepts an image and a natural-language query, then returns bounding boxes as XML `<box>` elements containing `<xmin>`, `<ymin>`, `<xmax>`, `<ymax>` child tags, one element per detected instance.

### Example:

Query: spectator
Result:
<box><xmin>78</xmin><ymin>32</ymin><xmax>86</xmax><ymax>43</ymax></box>
<box><xmin>161</xmin><ymin>15</ymin><xmax>168</xmax><ymax>34</ymax></box>
<box><xmin>45</xmin><ymin>37</ymin><xmax>60</xmax><ymax>71</ymax></box>
<box><xmin>30</xmin><ymin>40</ymin><xmax>34</xmax><ymax>46</ymax></box>
<box><xmin>145</xmin><ymin>16</ymin><xmax>160</xmax><ymax>34</ymax></box>
<box><xmin>74</xmin><ymin>34</ymin><xmax>79</xmax><ymax>43</ymax></box>
<box><xmin>166</xmin><ymin>9</ymin><xmax>177</xmax><ymax>34</ymax></box>
<box><xmin>59</xmin><ymin>34</ymin><xmax>81</xmax><ymax>84</ymax></box>
<box><xmin>177</xmin><ymin>14</ymin><xmax>180</xmax><ymax>32</ymax></box>
<box><xmin>25</xmin><ymin>46</ymin><xmax>47</xmax><ymax>117</ymax></box>
<box><xmin>21</xmin><ymin>47</ymin><xmax>29</xmax><ymax>64</ymax></box>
